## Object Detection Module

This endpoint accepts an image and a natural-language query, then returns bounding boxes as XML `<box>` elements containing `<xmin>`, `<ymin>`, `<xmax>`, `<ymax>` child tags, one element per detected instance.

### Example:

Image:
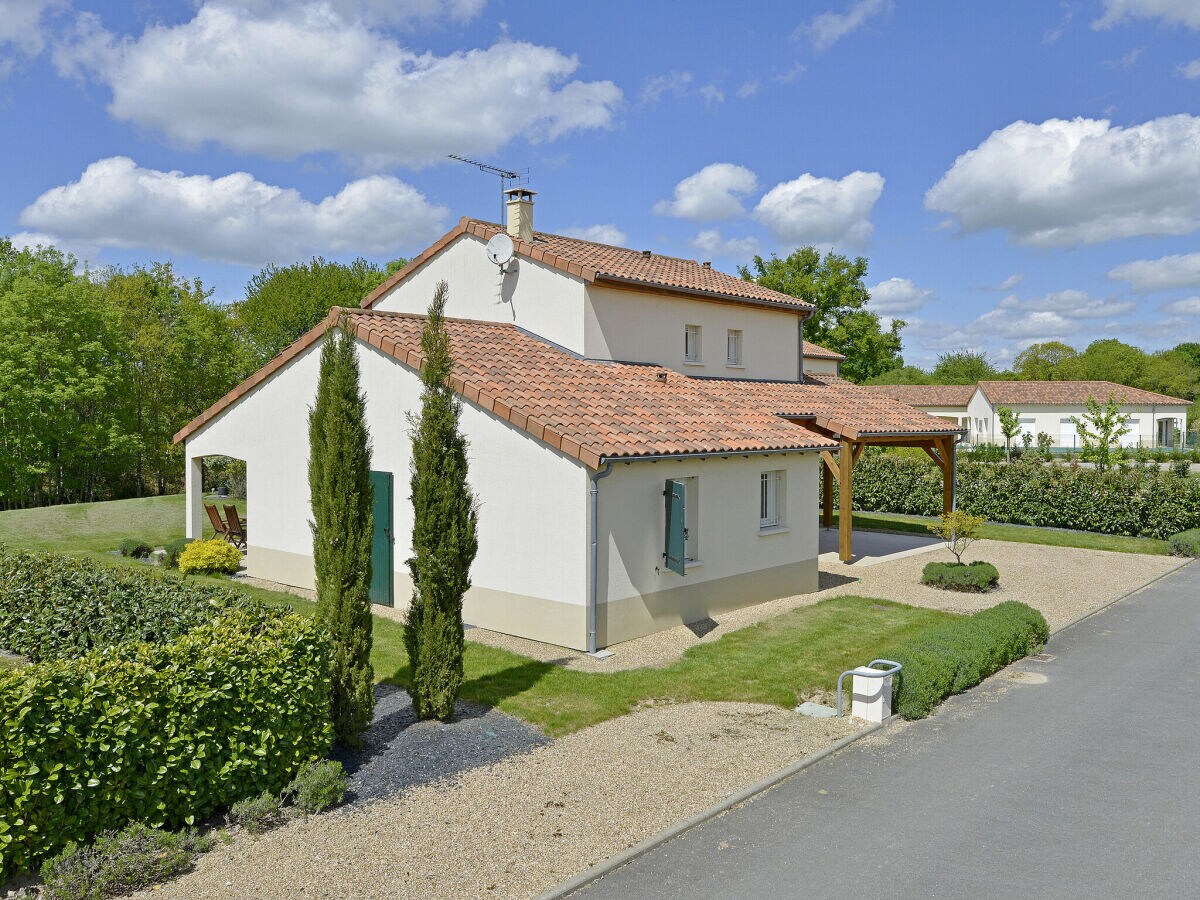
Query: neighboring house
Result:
<box><xmin>801</xmin><ymin>341</ymin><xmax>845</xmax><ymax>376</ymax></box>
<box><xmin>176</xmin><ymin>191</ymin><xmax>960</xmax><ymax>652</ymax></box>
<box><xmin>866</xmin><ymin>381</ymin><xmax>1191</xmax><ymax>449</ymax></box>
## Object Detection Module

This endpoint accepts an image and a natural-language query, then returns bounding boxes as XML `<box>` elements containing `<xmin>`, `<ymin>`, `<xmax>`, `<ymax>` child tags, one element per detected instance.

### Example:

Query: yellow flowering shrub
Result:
<box><xmin>177</xmin><ymin>538</ymin><xmax>242</xmax><ymax>575</ymax></box>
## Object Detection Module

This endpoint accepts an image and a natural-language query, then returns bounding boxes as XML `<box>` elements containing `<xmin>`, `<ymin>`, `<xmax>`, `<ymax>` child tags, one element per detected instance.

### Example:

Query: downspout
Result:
<box><xmin>587</xmin><ymin>461</ymin><xmax>614</xmax><ymax>654</ymax></box>
<box><xmin>951</xmin><ymin>438</ymin><xmax>959</xmax><ymax>512</ymax></box>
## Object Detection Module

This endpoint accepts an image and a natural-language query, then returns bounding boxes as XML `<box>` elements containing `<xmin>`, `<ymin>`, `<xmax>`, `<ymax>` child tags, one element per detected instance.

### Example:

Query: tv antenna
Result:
<box><xmin>448</xmin><ymin>154</ymin><xmax>529</xmax><ymax>224</ymax></box>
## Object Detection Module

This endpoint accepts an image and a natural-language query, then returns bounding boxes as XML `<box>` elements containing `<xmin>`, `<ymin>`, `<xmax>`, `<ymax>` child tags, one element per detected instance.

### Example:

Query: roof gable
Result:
<box><xmin>361</xmin><ymin>218</ymin><xmax>814</xmax><ymax>313</ymax></box>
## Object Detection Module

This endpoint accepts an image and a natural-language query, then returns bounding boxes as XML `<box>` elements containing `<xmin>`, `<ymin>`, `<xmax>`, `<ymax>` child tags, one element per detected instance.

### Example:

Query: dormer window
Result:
<box><xmin>726</xmin><ymin>329</ymin><xmax>743</xmax><ymax>367</ymax></box>
<box><xmin>684</xmin><ymin>324</ymin><xmax>702</xmax><ymax>363</ymax></box>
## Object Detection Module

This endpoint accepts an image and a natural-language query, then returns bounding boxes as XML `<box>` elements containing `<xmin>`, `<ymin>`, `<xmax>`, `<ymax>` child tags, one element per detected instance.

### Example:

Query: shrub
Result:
<box><xmin>1169</xmin><ymin>529</ymin><xmax>1200</xmax><ymax>558</ymax></box>
<box><xmin>922</xmin><ymin>561</ymin><xmax>1000</xmax><ymax>593</ymax></box>
<box><xmin>925</xmin><ymin>510</ymin><xmax>984</xmax><ymax>564</ymax></box>
<box><xmin>1171</xmin><ymin>458</ymin><xmax>1192</xmax><ymax>479</ymax></box>
<box><xmin>118</xmin><ymin>538</ymin><xmax>152</xmax><ymax>559</ymax></box>
<box><xmin>966</xmin><ymin>443</ymin><xmax>1004</xmax><ymax>463</ymax></box>
<box><xmin>886</xmin><ymin>601</ymin><xmax>1048</xmax><ymax>720</ymax></box>
<box><xmin>162</xmin><ymin>537</ymin><xmax>191</xmax><ymax>569</ymax></box>
<box><xmin>177</xmin><ymin>538</ymin><xmax>242</xmax><ymax>575</ymax></box>
<box><xmin>228</xmin><ymin>791</ymin><xmax>284</xmax><ymax>836</ymax></box>
<box><xmin>840</xmin><ymin>450</ymin><xmax>1200</xmax><ymax>539</ymax></box>
<box><xmin>0</xmin><ymin>610</ymin><xmax>333</xmax><ymax>879</ymax></box>
<box><xmin>0</xmin><ymin>547</ymin><xmax>269</xmax><ymax>662</ymax></box>
<box><xmin>38</xmin><ymin>823</ymin><xmax>214</xmax><ymax>900</ymax></box>
<box><xmin>284</xmin><ymin>759</ymin><xmax>348</xmax><ymax>813</ymax></box>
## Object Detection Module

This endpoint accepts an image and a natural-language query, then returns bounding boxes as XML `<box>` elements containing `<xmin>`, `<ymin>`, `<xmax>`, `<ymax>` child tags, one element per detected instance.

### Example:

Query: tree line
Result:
<box><xmin>0</xmin><ymin>238</ymin><xmax>404</xmax><ymax>509</ymax></box>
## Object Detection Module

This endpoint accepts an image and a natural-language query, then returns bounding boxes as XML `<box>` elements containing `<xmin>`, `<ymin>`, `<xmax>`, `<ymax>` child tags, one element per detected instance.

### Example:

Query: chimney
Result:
<box><xmin>504</xmin><ymin>187</ymin><xmax>537</xmax><ymax>243</ymax></box>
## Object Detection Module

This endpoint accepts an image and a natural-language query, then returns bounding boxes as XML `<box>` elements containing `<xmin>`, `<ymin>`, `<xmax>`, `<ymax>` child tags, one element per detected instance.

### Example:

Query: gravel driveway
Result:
<box><xmin>133</xmin><ymin>704</ymin><xmax>862</xmax><ymax>900</ymax></box>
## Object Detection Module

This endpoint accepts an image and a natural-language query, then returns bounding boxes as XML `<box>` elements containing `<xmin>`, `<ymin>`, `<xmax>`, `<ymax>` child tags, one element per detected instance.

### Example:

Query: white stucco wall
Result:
<box><xmin>803</xmin><ymin>357</ymin><xmax>840</xmax><ymax>377</ymax></box>
<box><xmin>584</xmin><ymin>284</ymin><xmax>802</xmax><ymax>379</ymax></box>
<box><xmin>372</xmin><ymin>235</ymin><xmax>588</xmax><ymax>355</ymax></box>
<box><xmin>184</xmin><ymin>337</ymin><xmax>589</xmax><ymax>628</ymax></box>
<box><xmin>594</xmin><ymin>453</ymin><xmax>820</xmax><ymax>644</ymax></box>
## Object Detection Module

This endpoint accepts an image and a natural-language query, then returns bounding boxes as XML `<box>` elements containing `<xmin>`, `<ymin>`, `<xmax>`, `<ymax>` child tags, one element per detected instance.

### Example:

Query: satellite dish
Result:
<box><xmin>486</xmin><ymin>233</ymin><xmax>515</xmax><ymax>268</ymax></box>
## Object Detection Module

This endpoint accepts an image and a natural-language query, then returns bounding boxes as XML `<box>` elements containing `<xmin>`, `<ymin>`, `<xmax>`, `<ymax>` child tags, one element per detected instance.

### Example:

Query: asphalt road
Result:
<box><xmin>572</xmin><ymin>561</ymin><xmax>1200</xmax><ymax>900</ymax></box>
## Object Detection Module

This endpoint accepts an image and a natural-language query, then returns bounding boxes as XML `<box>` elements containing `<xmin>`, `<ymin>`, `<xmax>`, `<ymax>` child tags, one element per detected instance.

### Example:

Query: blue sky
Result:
<box><xmin>2</xmin><ymin>0</ymin><xmax>1199</xmax><ymax>367</ymax></box>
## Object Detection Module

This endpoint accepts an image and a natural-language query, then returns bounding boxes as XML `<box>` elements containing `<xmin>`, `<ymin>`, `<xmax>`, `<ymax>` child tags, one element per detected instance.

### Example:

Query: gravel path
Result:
<box><xmin>332</xmin><ymin>684</ymin><xmax>551</xmax><ymax>806</ymax></box>
<box><xmin>134</xmin><ymin>703</ymin><xmax>861</xmax><ymax>900</ymax></box>
<box><xmin>469</xmin><ymin>539</ymin><xmax>1185</xmax><ymax>670</ymax></box>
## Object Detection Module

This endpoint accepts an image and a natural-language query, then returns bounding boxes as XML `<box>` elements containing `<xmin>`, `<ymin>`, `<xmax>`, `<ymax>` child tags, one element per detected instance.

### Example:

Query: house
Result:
<box><xmin>175</xmin><ymin>190</ymin><xmax>961</xmax><ymax>652</ymax></box>
<box><xmin>801</xmin><ymin>341</ymin><xmax>845</xmax><ymax>376</ymax></box>
<box><xmin>865</xmin><ymin>381</ymin><xmax>1191</xmax><ymax>449</ymax></box>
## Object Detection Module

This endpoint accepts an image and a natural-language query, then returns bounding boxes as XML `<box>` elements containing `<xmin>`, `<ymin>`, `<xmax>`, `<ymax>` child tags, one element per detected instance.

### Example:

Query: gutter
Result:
<box><xmin>598</xmin><ymin>446</ymin><xmax>830</xmax><ymax>465</ymax></box>
<box><xmin>587</xmin><ymin>462</ymin><xmax>614</xmax><ymax>655</ymax></box>
<box><xmin>593</xmin><ymin>273</ymin><xmax>813</xmax><ymax>315</ymax></box>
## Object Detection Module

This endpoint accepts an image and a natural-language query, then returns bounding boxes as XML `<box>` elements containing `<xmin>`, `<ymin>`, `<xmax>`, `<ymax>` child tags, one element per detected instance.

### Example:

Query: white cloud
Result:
<box><xmin>926</xmin><ymin>115</ymin><xmax>1200</xmax><ymax>246</ymax></box>
<box><xmin>53</xmin><ymin>3</ymin><xmax>621</xmax><ymax>169</ymax></box>
<box><xmin>995</xmin><ymin>289</ymin><xmax>1136</xmax><ymax>319</ymax></box>
<box><xmin>691</xmin><ymin>229</ymin><xmax>759</xmax><ymax>260</ymax></box>
<box><xmin>653</xmin><ymin>163</ymin><xmax>759</xmax><ymax>222</ymax></box>
<box><xmin>235</xmin><ymin>0</ymin><xmax>486</xmax><ymax>27</ymax></box>
<box><xmin>1177</xmin><ymin>59</ymin><xmax>1200</xmax><ymax>78</ymax></box>
<box><xmin>699</xmin><ymin>83</ymin><xmax>725</xmax><ymax>106</ymax></box>
<box><xmin>997</xmin><ymin>274</ymin><xmax>1024</xmax><ymax>291</ymax></box>
<box><xmin>1094</xmin><ymin>0</ymin><xmax>1200</xmax><ymax>29</ymax></box>
<box><xmin>736</xmin><ymin>80</ymin><xmax>759</xmax><ymax>98</ymax></box>
<box><xmin>0</xmin><ymin>0</ymin><xmax>62</xmax><ymax>77</ymax></box>
<box><xmin>1162</xmin><ymin>296</ymin><xmax>1200</xmax><ymax>315</ymax></box>
<box><xmin>800</xmin><ymin>0</ymin><xmax>892</xmax><ymax>50</ymax></box>
<box><xmin>754</xmin><ymin>170</ymin><xmax>884</xmax><ymax>246</ymax></box>
<box><xmin>1104</xmin><ymin>46</ymin><xmax>1144</xmax><ymax>69</ymax></box>
<box><xmin>640</xmin><ymin>70</ymin><xmax>693</xmax><ymax>104</ymax></box>
<box><xmin>869</xmin><ymin>277</ymin><xmax>932</xmax><ymax>315</ymax></box>
<box><xmin>1108</xmin><ymin>251</ymin><xmax>1200</xmax><ymax>292</ymax></box>
<box><xmin>560</xmin><ymin>224</ymin><xmax>628</xmax><ymax>246</ymax></box>
<box><xmin>18</xmin><ymin>156</ymin><xmax>448</xmax><ymax>267</ymax></box>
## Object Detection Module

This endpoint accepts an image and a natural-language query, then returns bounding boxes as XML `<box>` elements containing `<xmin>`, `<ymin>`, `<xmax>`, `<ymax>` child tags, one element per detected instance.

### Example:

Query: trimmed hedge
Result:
<box><xmin>922</xmin><ymin>561</ymin><xmax>999</xmax><ymax>593</ymax></box>
<box><xmin>0</xmin><ymin>547</ymin><xmax>266</xmax><ymax>662</ymax></box>
<box><xmin>0</xmin><ymin>610</ymin><xmax>333</xmax><ymax>879</ymax></box>
<box><xmin>886</xmin><ymin>601</ymin><xmax>1048</xmax><ymax>720</ymax></box>
<box><xmin>177</xmin><ymin>538</ymin><xmax>242</xmax><ymax>575</ymax></box>
<box><xmin>842</xmin><ymin>451</ymin><xmax>1200</xmax><ymax>539</ymax></box>
<box><xmin>1169</xmin><ymin>529</ymin><xmax>1200</xmax><ymax>557</ymax></box>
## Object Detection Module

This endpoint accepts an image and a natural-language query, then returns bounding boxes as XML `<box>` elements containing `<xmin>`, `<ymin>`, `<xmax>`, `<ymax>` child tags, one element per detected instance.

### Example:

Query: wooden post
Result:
<box><xmin>822</xmin><ymin>459</ymin><xmax>833</xmax><ymax>528</ymax></box>
<box><xmin>940</xmin><ymin>437</ymin><xmax>954</xmax><ymax>516</ymax></box>
<box><xmin>839</xmin><ymin>439</ymin><xmax>854</xmax><ymax>561</ymax></box>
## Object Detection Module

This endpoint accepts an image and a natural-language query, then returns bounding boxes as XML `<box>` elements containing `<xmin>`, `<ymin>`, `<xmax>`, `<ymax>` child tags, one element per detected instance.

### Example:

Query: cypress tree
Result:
<box><xmin>309</xmin><ymin>316</ymin><xmax>375</xmax><ymax>746</ymax></box>
<box><xmin>406</xmin><ymin>281</ymin><xmax>478</xmax><ymax>721</ymax></box>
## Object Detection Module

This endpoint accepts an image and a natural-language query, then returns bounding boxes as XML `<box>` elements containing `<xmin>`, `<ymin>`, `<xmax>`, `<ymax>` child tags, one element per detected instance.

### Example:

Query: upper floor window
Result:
<box><xmin>684</xmin><ymin>324</ymin><xmax>702</xmax><ymax>363</ymax></box>
<box><xmin>726</xmin><ymin>329</ymin><xmax>743</xmax><ymax>366</ymax></box>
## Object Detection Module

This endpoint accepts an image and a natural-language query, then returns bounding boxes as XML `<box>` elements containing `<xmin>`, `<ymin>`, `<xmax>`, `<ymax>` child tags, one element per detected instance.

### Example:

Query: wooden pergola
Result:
<box><xmin>802</xmin><ymin>425</ymin><xmax>966</xmax><ymax>562</ymax></box>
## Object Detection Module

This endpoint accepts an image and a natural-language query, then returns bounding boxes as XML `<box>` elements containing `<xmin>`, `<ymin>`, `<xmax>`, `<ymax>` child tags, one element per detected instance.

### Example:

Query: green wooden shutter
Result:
<box><xmin>664</xmin><ymin>479</ymin><xmax>686</xmax><ymax>575</ymax></box>
<box><xmin>369</xmin><ymin>470</ymin><xmax>394</xmax><ymax>607</ymax></box>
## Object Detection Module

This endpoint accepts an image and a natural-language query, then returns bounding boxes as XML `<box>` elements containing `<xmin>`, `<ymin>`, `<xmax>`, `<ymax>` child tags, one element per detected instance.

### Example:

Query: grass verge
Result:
<box><xmin>833</xmin><ymin>511</ymin><xmax>1171</xmax><ymax>556</ymax></box>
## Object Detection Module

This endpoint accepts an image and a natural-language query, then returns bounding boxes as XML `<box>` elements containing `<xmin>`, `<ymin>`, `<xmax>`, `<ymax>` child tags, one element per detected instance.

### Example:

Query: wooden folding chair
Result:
<box><xmin>224</xmin><ymin>505</ymin><xmax>248</xmax><ymax>551</ymax></box>
<box><xmin>205</xmin><ymin>504</ymin><xmax>230</xmax><ymax>542</ymax></box>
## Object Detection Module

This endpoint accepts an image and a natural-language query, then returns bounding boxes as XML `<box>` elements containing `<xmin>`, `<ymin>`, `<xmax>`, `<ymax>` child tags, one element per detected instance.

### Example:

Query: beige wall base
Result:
<box><xmin>247</xmin><ymin>548</ymin><xmax>818</xmax><ymax>652</ymax></box>
<box><xmin>597</xmin><ymin>558</ymin><xmax>819</xmax><ymax>648</ymax></box>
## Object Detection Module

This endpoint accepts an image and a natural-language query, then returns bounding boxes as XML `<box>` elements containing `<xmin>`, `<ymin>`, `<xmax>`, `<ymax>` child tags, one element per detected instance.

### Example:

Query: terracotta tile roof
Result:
<box><xmin>175</xmin><ymin>309</ymin><xmax>838</xmax><ymax>466</ymax></box>
<box><xmin>801</xmin><ymin>340</ymin><xmax>845</xmax><ymax>361</ymax></box>
<box><xmin>977</xmin><ymin>380</ymin><xmax>1190</xmax><ymax>406</ymax></box>
<box><xmin>863</xmin><ymin>384</ymin><xmax>976</xmax><ymax>407</ymax></box>
<box><xmin>711</xmin><ymin>376</ymin><xmax>967</xmax><ymax>440</ymax></box>
<box><xmin>361</xmin><ymin>218</ymin><xmax>813</xmax><ymax>313</ymax></box>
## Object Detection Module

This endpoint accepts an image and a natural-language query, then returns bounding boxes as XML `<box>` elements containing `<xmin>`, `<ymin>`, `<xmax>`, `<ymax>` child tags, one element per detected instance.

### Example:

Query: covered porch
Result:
<box><xmin>807</xmin><ymin>429</ymin><xmax>964</xmax><ymax>562</ymax></box>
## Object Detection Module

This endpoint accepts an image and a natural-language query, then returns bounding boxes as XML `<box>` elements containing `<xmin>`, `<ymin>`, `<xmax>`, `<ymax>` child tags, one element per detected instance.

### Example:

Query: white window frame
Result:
<box><xmin>684</xmin><ymin>324</ymin><xmax>702</xmax><ymax>364</ymax></box>
<box><xmin>726</xmin><ymin>329</ymin><xmax>743</xmax><ymax>367</ymax></box>
<box><xmin>759</xmin><ymin>470</ymin><xmax>785</xmax><ymax>530</ymax></box>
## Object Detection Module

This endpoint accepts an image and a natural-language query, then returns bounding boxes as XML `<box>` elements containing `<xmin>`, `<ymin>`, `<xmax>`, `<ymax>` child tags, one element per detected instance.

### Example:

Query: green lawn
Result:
<box><xmin>833</xmin><ymin>511</ymin><xmax>1171</xmax><ymax>556</ymax></box>
<box><xmin>0</xmin><ymin>494</ymin><xmax>242</xmax><ymax>554</ymax></box>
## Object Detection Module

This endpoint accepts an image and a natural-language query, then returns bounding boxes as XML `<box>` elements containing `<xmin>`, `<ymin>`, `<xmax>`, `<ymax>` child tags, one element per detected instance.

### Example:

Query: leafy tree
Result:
<box><xmin>235</xmin><ymin>257</ymin><xmax>402</xmax><ymax>367</ymax></box>
<box><xmin>1070</xmin><ymin>396</ymin><xmax>1132</xmax><ymax>472</ymax></box>
<box><xmin>1071</xmin><ymin>339</ymin><xmax>1145</xmax><ymax>386</ymax></box>
<box><xmin>739</xmin><ymin>247</ymin><xmax>903</xmax><ymax>382</ymax></box>
<box><xmin>1013</xmin><ymin>341</ymin><xmax>1078</xmax><ymax>381</ymax></box>
<box><xmin>925</xmin><ymin>511</ymin><xmax>985</xmax><ymax>565</ymax></box>
<box><xmin>308</xmin><ymin>320</ymin><xmax>375</xmax><ymax>746</ymax></box>
<box><xmin>931</xmin><ymin>350</ymin><xmax>997</xmax><ymax>384</ymax></box>
<box><xmin>405</xmin><ymin>281</ymin><xmax>479</xmax><ymax>721</ymax></box>
<box><xmin>1172</xmin><ymin>342</ymin><xmax>1200</xmax><ymax>372</ymax></box>
<box><xmin>997</xmin><ymin>406</ymin><xmax>1022</xmax><ymax>462</ymax></box>
<box><xmin>864</xmin><ymin>365</ymin><xmax>930</xmax><ymax>385</ymax></box>
<box><xmin>1139</xmin><ymin>350</ymin><xmax>1198</xmax><ymax>401</ymax></box>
